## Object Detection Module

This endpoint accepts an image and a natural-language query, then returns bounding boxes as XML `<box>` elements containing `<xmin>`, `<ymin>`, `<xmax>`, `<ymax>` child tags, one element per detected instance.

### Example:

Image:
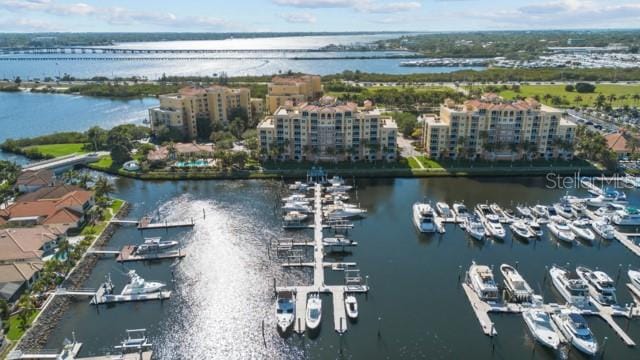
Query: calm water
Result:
<box><xmin>0</xmin><ymin>92</ymin><xmax>157</xmax><ymax>163</ymax></box>
<box><xmin>0</xmin><ymin>34</ymin><xmax>485</xmax><ymax>79</ymax></box>
<box><xmin>42</xmin><ymin>176</ymin><xmax>640</xmax><ymax>359</ymax></box>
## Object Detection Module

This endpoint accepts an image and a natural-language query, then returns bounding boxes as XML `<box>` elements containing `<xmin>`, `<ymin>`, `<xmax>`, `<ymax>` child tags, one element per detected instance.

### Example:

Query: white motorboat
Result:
<box><xmin>553</xmin><ymin>201</ymin><xmax>574</xmax><ymax>219</ymax></box>
<box><xmin>452</xmin><ymin>202</ymin><xmax>470</xmax><ymax>219</ymax></box>
<box><xmin>289</xmin><ymin>181</ymin><xmax>309</xmax><ymax>191</ymax></box>
<box><xmin>489</xmin><ymin>203</ymin><xmax>511</xmax><ymax>223</ymax></box>
<box><xmin>549</xmin><ymin>266</ymin><xmax>590</xmax><ymax>307</ymax></box>
<box><xmin>576</xmin><ymin>266</ymin><xmax>617</xmax><ymax>305</ymax></box>
<box><xmin>482</xmin><ymin>214</ymin><xmax>506</xmax><ymax>239</ymax></box>
<box><xmin>475</xmin><ymin>203</ymin><xmax>493</xmax><ymax>219</ymax></box>
<box><xmin>552</xmin><ymin>312</ymin><xmax>598</xmax><ymax>356</ymax></box>
<box><xmin>547</xmin><ymin>218</ymin><xmax>575</xmax><ymax>243</ymax></box>
<box><xmin>282</xmin><ymin>201</ymin><xmax>312</xmax><ymax>213</ymax></box>
<box><xmin>324</xmin><ymin>201</ymin><xmax>367</xmax><ymax>219</ymax></box>
<box><xmin>568</xmin><ymin>219</ymin><xmax>596</xmax><ymax>242</ymax></box>
<box><xmin>612</xmin><ymin>206</ymin><xmax>640</xmax><ymax>226</ymax></box>
<box><xmin>436</xmin><ymin>202</ymin><xmax>452</xmax><ymax>217</ymax></box>
<box><xmin>571</xmin><ymin>202</ymin><xmax>587</xmax><ymax>218</ymax></box>
<box><xmin>532</xmin><ymin>204</ymin><xmax>548</xmax><ymax>218</ymax></box>
<box><xmin>282</xmin><ymin>194</ymin><xmax>309</xmax><ymax>203</ymax></box>
<box><xmin>591</xmin><ymin>220</ymin><xmax>615</xmax><ymax>240</ymax></box>
<box><xmin>305</xmin><ymin>294</ymin><xmax>322</xmax><ymax>330</ymax></box>
<box><xmin>275</xmin><ymin>291</ymin><xmax>295</xmax><ymax>332</ymax></box>
<box><xmin>500</xmin><ymin>264</ymin><xmax>534</xmax><ymax>303</ymax></box>
<box><xmin>345</xmin><ymin>295</ymin><xmax>358</xmax><ymax>319</ymax></box>
<box><xmin>628</xmin><ymin>269</ymin><xmax>640</xmax><ymax>291</ymax></box>
<box><xmin>327</xmin><ymin>175</ymin><xmax>346</xmax><ymax>186</ymax></box>
<box><xmin>587</xmin><ymin>188</ymin><xmax>627</xmax><ymax>207</ymax></box>
<box><xmin>283</xmin><ymin>211</ymin><xmax>309</xmax><ymax>222</ymax></box>
<box><xmin>413</xmin><ymin>202</ymin><xmax>437</xmax><ymax>233</ymax></box>
<box><xmin>516</xmin><ymin>205</ymin><xmax>533</xmax><ymax>219</ymax></box>
<box><xmin>545</xmin><ymin>206</ymin><xmax>559</xmax><ymax>218</ymax></box>
<box><xmin>509</xmin><ymin>221</ymin><xmax>533</xmax><ymax>239</ymax></box>
<box><xmin>522</xmin><ymin>308</ymin><xmax>561</xmax><ymax>350</ymax></box>
<box><xmin>135</xmin><ymin>237</ymin><xmax>179</xmax><ymax>254</ymax></box>
<box><xmin>322</xmin><ymin>193</ymin><xmax>349</xmax><ymax>204</ymax></box>
<box><xmin>121</xmin><ymin>270</ymin><xmax>166</xmax><ymax>295</ymax></box>
<box><xmin>526</xmin><ymin>219</ymin><xmax>544</xmax><ymax>237</ymax></box>
<box><xmin>465</xmin><ymin>215</ymin><xmax>485</xmax><ymax>241</ymax></box>
<box><xmin>623</xmin><ymin>174</ymin><xmax>640</xmax><ymax>188</ymax></box>
<box><xmin>325</xmin><ymin>183</ymin><xmax>353</xmax><ymax>193</ymax></box>
<box><xmin>468</xmin><ymin>262</ymin><xmax>500</xmax><ymax>301</ymax></box>
<box><xmin>323</xmin><ymin>235</ymin><xmax>354</xmax><ymax>246</ymax></box>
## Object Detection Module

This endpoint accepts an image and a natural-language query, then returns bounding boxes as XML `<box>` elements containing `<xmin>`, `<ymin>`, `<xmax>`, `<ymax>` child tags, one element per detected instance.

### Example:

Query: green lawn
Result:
<box><xmin>498</xmin><ymin>84</ymin><xmax>640</xmax><ymax>108</ymax></box>
<box><xmin>90</xmin><ymin>155</ymin><xmax>114</xmax><ymax>170</ymax></box>
<box><xmin>24</xmin><ymin>143</ymin><xmax>88</xmax><ymax>157</ymax></box>
<box><xmin>6</xmin><ymin>311</ymin><xmax>37</xmax><ymax>340</ymax></box>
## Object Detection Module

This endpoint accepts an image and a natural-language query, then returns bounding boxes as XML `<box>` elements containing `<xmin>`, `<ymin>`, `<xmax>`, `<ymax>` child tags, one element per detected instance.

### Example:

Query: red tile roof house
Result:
<box><xmin>605</xmin><ymin>130</ymin><xmax>638</xmax><ymax>160</ymax></box>
<box><xmin>15</xmin><ymin>169</ymin><xmax>55</xmax><ymax>193</ymax></box>
<box><xmin>0</xmin><ymin>225</ymin><xmax>68</xmax><ymax>302</ymax></box>
<box><xmin>0</xmin><ymin>190</ymin><xmax>95</xmax><ymax>229</ymax></box>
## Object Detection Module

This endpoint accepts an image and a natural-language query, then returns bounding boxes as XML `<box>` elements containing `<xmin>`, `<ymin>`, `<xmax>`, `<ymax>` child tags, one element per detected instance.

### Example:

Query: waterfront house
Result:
<box><xmin>0</xmin><ymin>190</ymin><xmax>94</xmax><ymax>228</ymax></box>
<box><xmin>605</xmin><ymin>130</ymin><xmax>638</xmax><ymax>160</ymax></box>
<box><xmin>0</xmin><ymin>261</ymin><xmax>44</xmax><ymax>302</ymax></box>
<box><xmin>0</xmin><ymin>225</ymin><xmax>69</xmax><ymax>262</ymax></box>
<box><xmin>147</xmin><ymin>142</ymin><xmax>215</xmax><ymax>163</ymax></box>
<box><xmin>15</xmin><ymin>169</ymin><xmax>55</xmax><ymax>193</ymax></box>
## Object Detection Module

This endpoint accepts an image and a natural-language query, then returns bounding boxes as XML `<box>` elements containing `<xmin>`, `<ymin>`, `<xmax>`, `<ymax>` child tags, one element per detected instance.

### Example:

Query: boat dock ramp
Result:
<box><xmin>462</xmin><ymin>270</ymin><xmax>639</xmax><ymax>347</ymax></box>
<box><xmin>276</xmin><ymin>182</ymin><xmax>369</xmax><ymax>334</ymax></box>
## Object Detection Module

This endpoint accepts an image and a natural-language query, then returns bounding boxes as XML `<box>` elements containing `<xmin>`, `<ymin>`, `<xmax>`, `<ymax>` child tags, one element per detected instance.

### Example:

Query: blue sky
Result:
<box><xmin>0</xmin><ymin>0</ymin><xmax>639</xmax><ymax>32</ymax></box>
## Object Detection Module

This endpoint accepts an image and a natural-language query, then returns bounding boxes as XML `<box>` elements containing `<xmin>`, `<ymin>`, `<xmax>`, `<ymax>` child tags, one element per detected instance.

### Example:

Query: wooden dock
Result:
<box><xmin>276</xmin><ymin>182</ymin><xmax>369</xmax><ymax>334</ymax></box>
<box><xmin>116</xmin><ymin>245</ymin><xmax>186</xmax><ymax>262</ymax></box>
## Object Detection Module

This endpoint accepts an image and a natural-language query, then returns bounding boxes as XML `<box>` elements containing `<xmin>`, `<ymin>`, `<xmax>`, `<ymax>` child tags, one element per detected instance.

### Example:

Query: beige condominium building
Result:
<box><xmin>266</xmin><ymin>75</ymin><xmax>323</xmax><ymax>113</ymax></box>
<box><xmin>258</xmin><ymin>97</ymin><xmax>397</xmax><ymax>161</ymax></box>
<box><xmin>149</xmin><ymin>85</ymin><xmax>262</xmax><ymax>139</ymax></box>
<box><xmin>422</xmin><ymin>94</ymin><xmax>577</xmax><ymax>160</ymax></box>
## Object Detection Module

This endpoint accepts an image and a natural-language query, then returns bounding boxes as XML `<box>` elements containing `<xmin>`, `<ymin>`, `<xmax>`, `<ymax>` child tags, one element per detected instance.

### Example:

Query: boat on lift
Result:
<box><xmin>468</xmin><ymin>261</ymin><xmax>500</xmax><ymax>301</ymax></box>
<box><xmin>275</xmin><ymin>291</ymin><xmax>296</xmax><ymax>332</ymax></box>
<box><xmin>549</xmin><ymin>266</ymin><xmax>589</xmax><ymax>307</ymax></box>
<box><xmin>474</xmin><ymin>203</ymin><xmax>493</xmax><ymax>219</ymax></box>
<box><xmin>282</xmin><ymin>201</ymin><xmax>313</xmax><ymax>213</ymax></box>
<box><xmin>576</xmin><ymin>266</ymin><xmax>617</xmax><ymax>305</ymax></box>
<box><xmin>323</xmin><ymin>235</ymin><xmax>354</xmax><ymax>246</ymax></box>
<box><xmin>413</xmin><ymin>202</ymin><xmax>437</xmax><ymax>233</ymax></box>
<box><xmin>500</xmin><ymin>264</ymin><xmax>534</xmax><ymax>303</ymax></box>
<box><xmin>324</xmin><ymin>201</ymin><xmax>367</xmax><ymax>219</ymax></box>
<box><xmin>345</xmin><ymin>295</ymin><xmax>358</xmax><ymax>319</ymax></box>
<box><xmin>571</xmin><ymin>202</ymin><xmax>587</xmax><ymax>217</ymax></box>
<box><xmin>282</xmin><ymin>194</ymin><xmax>310</xmax><ymax>203</ymax></box>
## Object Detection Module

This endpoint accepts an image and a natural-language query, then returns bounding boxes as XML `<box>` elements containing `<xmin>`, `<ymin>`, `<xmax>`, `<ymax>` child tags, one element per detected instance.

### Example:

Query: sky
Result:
<box><xmin>0</xmin><ymin>0</ymin><xmax>639</xmax><ymax>32</ymax></box>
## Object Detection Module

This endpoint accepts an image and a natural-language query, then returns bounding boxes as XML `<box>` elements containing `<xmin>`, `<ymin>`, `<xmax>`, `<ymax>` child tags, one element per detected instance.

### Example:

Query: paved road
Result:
<box><xmin>397</xmin><ymin>135</ymin><xmax>422</xmax><ymax>158</ymax></box>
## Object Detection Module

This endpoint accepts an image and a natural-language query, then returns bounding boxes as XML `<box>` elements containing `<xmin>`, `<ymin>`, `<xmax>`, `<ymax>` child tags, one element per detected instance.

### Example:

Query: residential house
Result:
<box><xmin>15</xmin><ymin>169</ymin><xmax>55</xmax><ymax>193</ymax></box>
<box><xmin>0</xmin><ymin>190</ymin><xmax>94</xmax><ymax>228</ymax></box>
<box><xmin>605</xmin><ymin>130</ymin><xmax>638</xmax><ymax>160</ymax></box>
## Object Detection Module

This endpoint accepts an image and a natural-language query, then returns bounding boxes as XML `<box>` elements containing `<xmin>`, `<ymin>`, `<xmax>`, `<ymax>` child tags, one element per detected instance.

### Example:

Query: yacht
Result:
<box><xmin>282</xmin><ymin>194</ymin><xmax>309</xmax><ymax>203</ymax></box>
<box><xmin>325</xmin><ymin>183</ymin><xmax>353</xmax><ymax>193</ymax></box>
<box><xmin>283</xmin><ymin>211</ymin><xmax>308</xmax><ymax>222</ymax></box>
<box><xmin>282</xmin><ymin>201</ymin><xmax>312</xmax><ymax>213</ymax></box>
<box><xmin>413</xmin><ymin>202</ymin><xmax>437</xmax><ymax>233</ymax></box>
<box><xmin>568</xmin><ymin>219</ymin><xmax>596</xmax><ymax>242</ymax></box>
<box><xmin>552</xmin><ymin>312</ymin><xmax>598</xmax><ymax>356</ymax></box>
<box><xmin>323</xmin><ymin>236</ymin><xmax>354</xmax><ymax>246</ymax></box>
<box><xmin>526</xmin><ymin>219</ymin><xmax>544</xmax><ymax>237</ymax></box>
<box><xmin>436</xmin><ymin>202</ymin><xmax>452</xmax><ymax>217</ymax></box>
<box><xmin>474</xmin><ymin>203</ymin><xmax>493</xmax><ymax>219</ymax></box>
<box><xmin>327</xmin><ymin>175</ymin><xmax>346</xmax><ymax>187</ymax></box>
<box><xmin>345</xmin><ymin>295</ymin><xmax>358</xmax><ymax>319</ymax></box>
<box><xmin>324</xmin><ymin>201</ymin><xmax>367</xmax><ymax>219</ymax></box>
<box><xmin>522</xmin><ymin>307</ymin><xmax>562</xmax><ymax>350</ymax></box>
<box><xmin>587</xmin><ymin>189</ymin><xmax>627</xmax><ymax>207</ymax></box>
<box><xmin>571</xmin><ymin>202</ymin><xmax>587</xmax><ymax>218</ymax></box>
<box><xmin>553</xmin><ymin>201</ymin><xmax>574</xmax><ymax>219</ymax></box>
<box><xmin>305</xmin><ymin>294</ymin><xmax>322</xmax><ymax>330</ymax></box>
<box><xmin>576</xmin><ymin>266</ymin><xmax>617</xmax><ymax>305</ymax></box>
<box><xmin>547</xmin><ymin>218</ymin><xmax>575</xmax><ymax>243</ymax></box>
<box><xmin>464</xmin><ymin>215</ymin><xmax>486</xmax><ymax>241</ymax></box>
<box><xmin>482</xmin><ymin>214</ymin><xmax>506</xmax><ymax>239</ymax></box>
<box><xmin>500</xmin><ymin>264</ymin><xmax>534</xmax><ymax>303</ymax></box>
<box><xmin>121</xmin><ymin>270</ymin><xmax>166</xmax><ymax>296</ymax></box>
<box><xmin>135</xmin><ymin>237</ymin><xmax>179</xmax><ymax>254</ymax></box>
<box><xmin>510</xmin><ymin>221</ymin><xmax>533</xmax><ymax>239</ymax></box>
<box><xmin>516</xmin><ymin>205</ymin><xmax>533</xmax><ymax>219</ymax></box>
<box><xmin>612</xmin><ymin>206</ymin><xmax>640</xmax><ymax>226</ymax></box>
<box><xmin>489</xmin><ymin>203</ymin><xmax>511</xmax><ymax>223</ymax></box>
<box><xmin>532</xmin><ymin>204</ymin><xmax>548</xmax><ymax>218</ymax></box>
<box><xmin>468</xmin><ymin>262</ymin><xmax>500</xmax><ymax>301</ymax></box>
<box><xmin>628</xmin><ymin>269</ymin><xmax>640</xmax><ymax>291</ymax></box>
<box><xmin>452</xmin><ymin>202</ymin><xmax>470</xmax><ymax>219</ymax></box>
<box><xmin>549</xmin><ymin>266</ymin><xmax>590</xmax><ymax>307</ymax></box>
<box><xmin>592</xmin><ymin>220</ymin><xmax>615</xmax><ymax>240</ymax></box>
<box><xmin>275</xmin><ymin>291</ymin><xmax>295</xmax><ymax>332</ymax></box>
<box><xmin>545</xmin><ymin>206</ymin><xmax>559</xmax><ymax>218</ymax></box>
<box><xmin>289</xmin><ymin>181</ymin><xmax>309</xmax><ymax>191</ymax></box>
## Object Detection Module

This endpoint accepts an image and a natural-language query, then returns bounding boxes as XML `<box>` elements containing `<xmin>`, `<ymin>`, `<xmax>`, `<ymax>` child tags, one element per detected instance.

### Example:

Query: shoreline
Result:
<box><xmin>13</xmin><ymin>201</ymin><xmax>130</xmax><ymax>353</ymax></box>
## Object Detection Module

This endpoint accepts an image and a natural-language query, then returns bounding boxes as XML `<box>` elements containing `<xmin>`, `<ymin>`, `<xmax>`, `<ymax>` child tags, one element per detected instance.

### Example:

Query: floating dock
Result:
<box><xmin>276</xmin><ymin>182</ymin><xmax>369</xmax><ymax>334</ymax></box>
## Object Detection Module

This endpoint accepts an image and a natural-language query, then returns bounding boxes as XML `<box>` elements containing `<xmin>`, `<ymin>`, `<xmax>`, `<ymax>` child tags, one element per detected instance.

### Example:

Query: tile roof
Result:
<box><xmin>16</xmin><ymin>169</ymin><xmax>54</xmax><ymax>187</ymax></box>
<box><xmin>0</xmin><ymin>225</ymin><xmax>67</xmax><ymax>262</ymax></box>
<box><xmin>605</xmin><ymin>131</ymin><xmax>634</xmax><ymax>153</ymax></box>
<box><xmin>1</xmin><ymin>190</ymin><xmax>92</xmax><ymax>225</ymax></box>
<box><xmin>17</xmin><ymin>184</ymin><xmax>81</xmax><ymax>202</ymax></box>
<box><xmin>0</xmin><ymin>261</ymin><xmax>43</xmax><ymax>284</ymax></box>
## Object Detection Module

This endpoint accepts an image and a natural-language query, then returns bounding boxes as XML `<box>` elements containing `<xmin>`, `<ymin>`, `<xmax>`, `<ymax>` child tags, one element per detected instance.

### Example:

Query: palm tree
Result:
<box><xmin>94</xmin><ymin>176</ymin><xmax>114</xmax><ymax>199</ymax></box>
<box><xmin>607</xmin><ymin>94</ymin><xmax>617</xmax><ymax>105</ymax></box>
<box><xmin>456</xmin><ymin>136</ymin><xmax>466</xmax><ymax>160</ymax></box>
<box><xmin>57</xmin><ymin>237</ymin><xmax>71</xmax><ymax>266</ymax></box>
<box><xmin>595</xmin><ymin>94</ymin><xmax>607</xmax><ymax>109</ymax></box>
<box><xmin>574</xmin><ymin>95</ymin><xmax>583</xmax><ymax>106</ymax></box>
<box><xmin>632</xmin><ymin>94</ymin><xmax>640</xmax><ymax>105</ymax></box>
<box><xmin>17</xmin><ymin>294</ymin><xmax>35</xmax><ymax>329</ymax></box>
<box><xmin>78</xmin><ymin>172</ymin><xmax>92</xmax><ymax>189</ymax></box>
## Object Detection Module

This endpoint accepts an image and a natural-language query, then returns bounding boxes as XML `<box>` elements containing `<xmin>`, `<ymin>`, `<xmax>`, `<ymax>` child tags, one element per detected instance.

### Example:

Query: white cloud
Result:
<box><xmin>0</xmin><ymin>17</ymin><xmax>61</xmax><ymax>31</ymax></box>
<box><xmin>0</xmin><ymin>0</ymin><xmax>230</xmax><ymax>29</ymax></box>
<box><xmin>280</xmin><ymin>12</ymin><xmax>317</xmax><ymax>23</ymax></box>
<box><xmin>273</xmin><ymin>0</ymin><xmax>422</xmax><ymax>13</ymax></box>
